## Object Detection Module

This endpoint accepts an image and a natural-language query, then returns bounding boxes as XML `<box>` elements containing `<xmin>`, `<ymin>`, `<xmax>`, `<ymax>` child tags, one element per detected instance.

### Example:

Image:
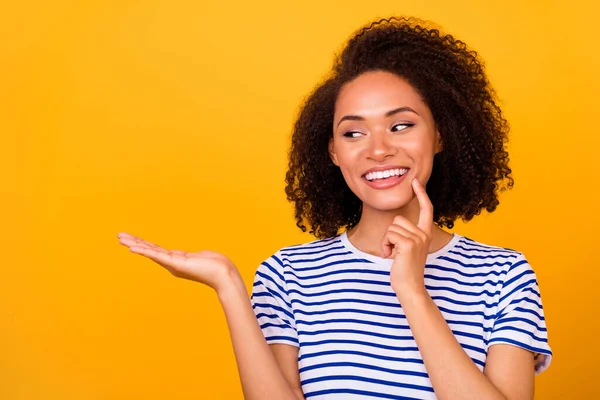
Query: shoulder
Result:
<box><xmin>279</xmin><ymin>235</ymin><xmax>343</xmax><ymax>256</ymax></box>
<box><xmin>272</xmin><ymin>235</ymin><xmax>344</xmax><ymax>263</ymax></box>
<box><xmin>448</xmin><ymin>235</ymin><xmax>537</xmax><ymax>281</ymax></box>
<box><xmin>452</xmin><ymin>235</ymin><xmax>521</xmax><ymax>257</ymax></box>
<box><xmin>448</xmin><ymin>235</ymin><xmax>526</xmax><ymax>263</ymax></box>
<box><xmin>257</xmin><ymin>235</ymin><xmax>343</xmax><ymax>272</ymax></box>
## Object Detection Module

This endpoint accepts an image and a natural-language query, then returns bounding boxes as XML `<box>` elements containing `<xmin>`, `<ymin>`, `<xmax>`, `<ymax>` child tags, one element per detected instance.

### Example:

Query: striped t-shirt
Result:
<box><xmin>251</xmin><ymin>232</ymin><xmax>552</xmax><ymax>399</ymax></box>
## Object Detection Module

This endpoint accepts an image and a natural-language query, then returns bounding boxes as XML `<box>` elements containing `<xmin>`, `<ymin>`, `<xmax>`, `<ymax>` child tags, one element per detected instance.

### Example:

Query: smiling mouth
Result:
<box><xmin>364</xmin><ymin>168</ymin><xmax>410</xmax><ymax>182</ymax></box>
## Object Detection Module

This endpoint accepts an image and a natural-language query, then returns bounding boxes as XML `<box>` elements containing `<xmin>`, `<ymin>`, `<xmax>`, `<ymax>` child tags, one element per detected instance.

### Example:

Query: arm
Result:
<box><xmin>399</xmin><ymin>290</ymin><xmax>534</xmax><ymax>400</ymax></box>
<box><xmin>381</xmin><ymin>180</ymin><xmax>538</xmax><ymax>400</ymax></box>
<box><xmin>218</xmin><ymin>272</ymin><xmax>305</xmax><ymax>400</ymax></box>
<box><xmin>117</xmin><ymin>232</ymin><xmax>304</xmax><ymax>400</ymax></box>
<box><xmin>270</xmin><ymin>344</ymin><xmax>305</xmax><ymax>400</ymax></box>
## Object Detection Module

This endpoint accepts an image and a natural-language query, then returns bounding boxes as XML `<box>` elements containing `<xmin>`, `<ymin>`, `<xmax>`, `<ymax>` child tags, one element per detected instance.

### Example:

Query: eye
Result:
<box><xmin>391</xmin><ymin>123</ymin><xmax>414</xmax><ymax>132</ymax></box>
<box><xmin>343</xmin><ymin>131</ymin><xmax>364</xmax><ymax>138</ymax></box>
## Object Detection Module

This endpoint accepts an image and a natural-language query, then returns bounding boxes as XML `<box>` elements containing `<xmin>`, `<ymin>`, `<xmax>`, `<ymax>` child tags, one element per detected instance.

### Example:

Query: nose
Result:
<box><xmin>366</xmin><ymin>131</ymin><xmax>396</xmax><ymax>162</ymax></box>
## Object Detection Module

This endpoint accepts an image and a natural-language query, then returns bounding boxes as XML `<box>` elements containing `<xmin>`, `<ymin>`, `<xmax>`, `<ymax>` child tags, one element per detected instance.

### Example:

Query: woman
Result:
<box><xmin>118</xmin><ymin>17</ymin><xmax>551</xmax><ymax>400</ymax></box>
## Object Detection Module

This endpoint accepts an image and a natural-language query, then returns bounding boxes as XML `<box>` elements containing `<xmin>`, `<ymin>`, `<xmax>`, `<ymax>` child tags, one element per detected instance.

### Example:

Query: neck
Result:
<box><xmin>347</xmin><ymin>197</ymin><xmax>453</xmax><ymax>257</ymax></box>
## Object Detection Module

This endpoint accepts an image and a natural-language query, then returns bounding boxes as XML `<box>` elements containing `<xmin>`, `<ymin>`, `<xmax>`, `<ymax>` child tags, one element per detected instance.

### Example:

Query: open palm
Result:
<box><xmin>117</xmin><ymin>232</ymin><xmax>235</xmax><ymax>290</ymax></box>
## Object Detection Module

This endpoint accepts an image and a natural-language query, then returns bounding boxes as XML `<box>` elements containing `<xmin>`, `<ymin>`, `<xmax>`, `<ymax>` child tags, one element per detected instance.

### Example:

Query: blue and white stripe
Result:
<box><xmin>251</xmin><ymin>232</ymin><xmax>552</xmax><ymax>399</ymax></box>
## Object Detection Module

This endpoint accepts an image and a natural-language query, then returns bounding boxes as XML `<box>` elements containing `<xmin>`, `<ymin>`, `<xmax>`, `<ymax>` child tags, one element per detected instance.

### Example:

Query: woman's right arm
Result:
<box><xmin>117</xmin><ymin>232</ymin><xmax>304</xmax><ymax>400</ymax></box>
<box><xmin>218</xmin><ymin>269</ymin><xmax>304</xmax><ymax>400</ymax></box>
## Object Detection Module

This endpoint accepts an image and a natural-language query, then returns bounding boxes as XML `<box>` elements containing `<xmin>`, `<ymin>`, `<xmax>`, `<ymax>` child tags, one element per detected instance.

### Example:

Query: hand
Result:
<box><xmin>117</xmin><ymin>232</ymin><xmax>240</xmax><ymax>293</ymax></box>
<box><xmin>382</xmin><ymin>178</ymin><xmax>433</xmax><ymax>298</ymax></box>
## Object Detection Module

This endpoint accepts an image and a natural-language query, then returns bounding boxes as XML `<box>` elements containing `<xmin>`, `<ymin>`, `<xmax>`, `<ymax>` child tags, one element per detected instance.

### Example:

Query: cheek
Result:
<box><xmin>404</xmin><ymin>137</ymin><xmax>436</xmax><ymax>162</ymax></box>
<box><xmin>412</xmin><ymin>143</ymin><xmax>437</xmax><ymax>182</ymax></box>
<box><xmin>334</xmin><ymin>148</ymin><xmax>364</xmax><ymax>188</ymax></box>
<box><xmin>333</xmin><ymin>143</ymin><xmax>360</xmax><ymax>169</ymax></box>
<box><xmin>338</xmin><ymin>160</ymin><xmax>360</xmax><ymax>185</ymax></box>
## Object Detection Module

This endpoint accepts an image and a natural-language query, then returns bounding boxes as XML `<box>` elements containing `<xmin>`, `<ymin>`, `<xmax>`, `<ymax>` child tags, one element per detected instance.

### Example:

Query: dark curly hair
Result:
<box><xmin>285</xmin><ymin>16</ymin><xmax>514</xmax><ymax>239</ymax></box>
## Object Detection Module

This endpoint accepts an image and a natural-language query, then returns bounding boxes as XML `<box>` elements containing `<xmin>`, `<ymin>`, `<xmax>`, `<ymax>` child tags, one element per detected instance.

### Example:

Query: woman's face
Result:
<box><xmin>330</xmin><ymin>70</ymin><xmax>441</xmax><ymax>212</ymax></box>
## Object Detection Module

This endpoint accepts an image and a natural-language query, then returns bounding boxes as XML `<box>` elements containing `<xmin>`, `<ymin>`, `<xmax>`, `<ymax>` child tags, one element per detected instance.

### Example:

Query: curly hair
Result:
<box><xmin>285</xmin><ymin>16</ymin><xmax>514</xmax><ymax>239</ymax></box>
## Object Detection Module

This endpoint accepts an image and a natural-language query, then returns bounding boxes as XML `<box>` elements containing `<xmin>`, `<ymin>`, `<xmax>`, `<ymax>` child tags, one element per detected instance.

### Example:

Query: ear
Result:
<box><xmin>328</xmin><ymin>138</ymin><xmax>339</xmax><ymax>166</ymax></box>
<box><xmin>434</xmin><ymin>129</ymin><xmax>443</xmax><ymax>154</ymax></box>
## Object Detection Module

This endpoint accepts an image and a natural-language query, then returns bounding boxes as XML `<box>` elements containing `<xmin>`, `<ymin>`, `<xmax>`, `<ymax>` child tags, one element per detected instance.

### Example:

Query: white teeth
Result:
<box><xmin>365</xmin><ymin>168</ymin><xmax>409</xmax><ymax>181</ymax></box>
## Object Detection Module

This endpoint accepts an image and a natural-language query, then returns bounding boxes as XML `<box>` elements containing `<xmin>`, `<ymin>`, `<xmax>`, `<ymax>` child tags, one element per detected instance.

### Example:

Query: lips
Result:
<box><xmin>361</xmin><ymin>166</ymin><xmax>411</xmax><ymax>189</ymax></box>
<box><xmin>363</xmin><ymin>167</ymin><xmax>409</xmax><ymax>182</ymax></box>
<box><xmin>362</xmin><ymin>165</ymin><xmax>410</xmax><ymax>180</ymax></box>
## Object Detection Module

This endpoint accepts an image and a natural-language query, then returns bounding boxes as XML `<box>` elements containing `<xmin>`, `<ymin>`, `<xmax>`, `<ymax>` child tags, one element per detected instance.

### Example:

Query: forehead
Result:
<box><xmin>334</xmin><ymin>71</ymin><xmax>427</xmax><ymax>118</ymax></box>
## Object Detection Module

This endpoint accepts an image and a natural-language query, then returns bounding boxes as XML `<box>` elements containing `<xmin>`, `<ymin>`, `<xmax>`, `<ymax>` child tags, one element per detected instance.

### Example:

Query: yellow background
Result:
<box><xmin>2</xmin><ymin>0</ymin><xmax>598</xmax><ymax>399</ymax></box>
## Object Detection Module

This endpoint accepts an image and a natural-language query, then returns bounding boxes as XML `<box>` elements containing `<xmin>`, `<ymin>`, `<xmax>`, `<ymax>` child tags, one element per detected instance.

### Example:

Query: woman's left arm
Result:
<box><xmin>383</xmin><ymin>179</ymin><xmax>536</xmax><ymax>400</ymax></box>
<box><xmin>399</xmin><ymin>289</ymin><xmax>534</xmax><ymax>400</ymax></box>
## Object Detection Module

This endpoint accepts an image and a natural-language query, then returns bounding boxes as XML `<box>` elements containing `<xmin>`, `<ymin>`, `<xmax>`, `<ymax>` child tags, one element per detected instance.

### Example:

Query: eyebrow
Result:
<box><xmin>336</xmin><ymin>107</ymin><xmax>420</xmax><ymax>127</ymax></box>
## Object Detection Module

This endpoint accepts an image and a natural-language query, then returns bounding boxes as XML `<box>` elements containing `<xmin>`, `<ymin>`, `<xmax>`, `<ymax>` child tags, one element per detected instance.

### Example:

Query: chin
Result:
<box><xmin>363</xmin><ymin>192</ymin><xmax>414</xmax><ymax>212</ymax></box>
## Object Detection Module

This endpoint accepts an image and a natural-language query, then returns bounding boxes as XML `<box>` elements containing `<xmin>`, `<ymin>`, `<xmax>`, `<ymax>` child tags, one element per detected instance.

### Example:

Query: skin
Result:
<box><xmin>330</xmin><ymin>71</ymin><xmax>535</xmax><ymax>400</ymax></box>
<box><xmin>118</xmin><ymin>70</ymin><xmax>535</xmax><ymax>400</ymax></box>
<box><xmin>329</xmin><ymin>70</ymin><xmax>452</xmax><ymax>258</ymax></box>
<box><xmin>115</xmin><ymin>235</ymin><xmax>304</xmax><ymax>400</ymax></box>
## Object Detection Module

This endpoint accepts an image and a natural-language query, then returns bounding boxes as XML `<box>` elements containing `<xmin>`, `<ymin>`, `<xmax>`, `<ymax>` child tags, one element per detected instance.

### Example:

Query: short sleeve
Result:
<box><xmin>250</xmin><ymin>251</ymin><xmax>298</xmax><ymax>347</ymax></box>
<box><xmin>489</xmin><ymin>253</ymin><xmax>552</xmax><ymax>374</ymax></box>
